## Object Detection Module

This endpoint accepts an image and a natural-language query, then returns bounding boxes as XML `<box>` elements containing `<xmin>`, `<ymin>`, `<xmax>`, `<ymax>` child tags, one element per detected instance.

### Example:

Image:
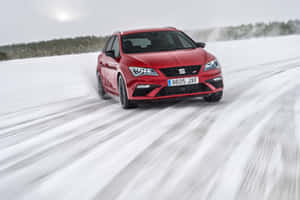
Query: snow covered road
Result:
<box><xmin>1</xmin><ymin>36</ymin><xmax>300</xmax><ymax>200</ymax></box>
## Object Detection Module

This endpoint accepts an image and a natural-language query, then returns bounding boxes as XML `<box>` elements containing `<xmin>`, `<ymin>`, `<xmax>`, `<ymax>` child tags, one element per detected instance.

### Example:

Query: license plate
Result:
<box><xmin>168</xmin><ymin>77</ymin><xmax>199</xmax><ymax>87</ymax></box>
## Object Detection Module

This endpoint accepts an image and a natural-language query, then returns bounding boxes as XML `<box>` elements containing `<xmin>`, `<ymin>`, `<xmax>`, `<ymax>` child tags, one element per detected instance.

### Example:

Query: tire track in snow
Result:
<box><xmin>88</xmin><ymin>59</ymin><xmax>300</xmax><ymax>199</ymax></box>
<box><xmin>91</xmin><ymin>62</ymin><xmax>300</xmax><ymax>200</ymax></box>
<box><xmin>224</xmin><ymin>61</ymin><xmax>300</xmax><ymax>95</ymax></box>
<box><xmin>206</xmin><ymin>87</ymin><xmax>299</xmax><ymax>200</ymax></box>
<box><xmin>0</xmin><ymin>100</ymin><xmax>109</xmax><ymax>149</ymax></box>
<box><xmin>0</xmin><ymin>101</ymin><xmax>127</xmax><ymax>170</ymax></box>
<box><xmin>92</xmin><ymin>102</ymin><xmax>215</xmax><ymax>200</ymax></box>
<box><xmin>233</xmin><ymin>88</ymin><xmax>300</xmax><ymax>200</ymax></box>
<box><xmin>0</xmin><ymin>96</ymin><xmax>94</xmax><ymax>127</ymax></box>
<box><xmin>0</xmin><ymin>96</ymin><xmax>89</xmax><ymax>117</ymax></box>
<box><xmin>0</xmin><ymin>108</ymin><xmax>140</xmax><ymax>176</ymax></box>
<box><xmin>224</xmin><ymin>56</ymin><xmax>300</xmax><ymax>74</ymax></box>
<box><xmin>0</xmin><ymin>102</ymin><xmax>177</xmax><ymax>199</ymax></box>
<box><xmin>16</xmin><ymin>105</ymin><xmax>196</xmax><ymax>200</ymax></box>
<box><xmin>155</xmin><ymin>67</ymin><xmax>300</xmax><ymax>200</ymax></box>
<box><xmin>0</xmin><ymin>98</ymin><xmax>108</xmax><ymax>133</ymax></box>
<box><xmin>207</xmin><ymin>110</ymin><xmax>278</xmax><ymax>200</ymax></box>
<box><xmin>0</xmin><ymin>56</ymin><xmax>300</xmax><ymax>199</ymax></box>
<box><xmin>163</xmin><ymin>100</ymin><xmax>284</xmax><ymax>200</ymax></box>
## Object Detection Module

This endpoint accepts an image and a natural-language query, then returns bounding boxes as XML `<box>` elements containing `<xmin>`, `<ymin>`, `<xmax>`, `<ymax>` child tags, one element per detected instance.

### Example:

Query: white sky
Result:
<box><xmin>0</xmin><ymin>0</ymin><xmax>299</xmax><ymax>45</ymax></box>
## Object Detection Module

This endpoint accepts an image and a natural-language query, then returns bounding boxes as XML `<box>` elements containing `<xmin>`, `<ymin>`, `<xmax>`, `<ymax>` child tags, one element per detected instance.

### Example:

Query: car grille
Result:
<box><xmin>156</xmin><ymin>83</ymin><xmax>211</xmax><ymax>97</ymax></box>
<box><xmin>160</xmin><ymin>65</ymin><xmax>201</xmax><ymax>77</ymax></box>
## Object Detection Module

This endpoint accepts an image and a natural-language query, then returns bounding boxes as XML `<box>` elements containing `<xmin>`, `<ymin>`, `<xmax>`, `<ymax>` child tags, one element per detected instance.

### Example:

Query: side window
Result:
<box><xmin>111</xmin><ymin>36</ymin><xmax>120</xmax><ymax>58</ymax></box>
<box><xmin>165</xmin><ymin>34</ymin><xmax>176</xmax><ymax>47</ymax></box>
<box><xmin>104</xmin><ymin>36</ymin><xmax>114</xmax><ymax>52</ymax></box>
<box><xmin>177</xmin><ymin>32</ymin><xmax>195</xmax><ymax>48</ymax></box>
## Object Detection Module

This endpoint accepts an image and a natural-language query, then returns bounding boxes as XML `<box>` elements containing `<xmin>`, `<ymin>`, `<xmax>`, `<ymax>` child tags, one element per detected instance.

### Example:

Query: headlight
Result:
<box><xmin>204</xmin><ymin>59</ymin><xmax>220</xmax><ymax>72</ymax></box>
<box><xmin>129</xmin><ymin>67</ymin><xmax>159</xmax><ymax>77</ymax></box>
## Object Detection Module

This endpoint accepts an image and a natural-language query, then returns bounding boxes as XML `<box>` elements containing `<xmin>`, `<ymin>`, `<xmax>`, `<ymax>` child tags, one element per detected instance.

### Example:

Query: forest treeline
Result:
<box><xmin>0</xmin><ymin>20</ymin><xmax>299</xmax><ymax>61</ymax></box>
<box><xmin>190</xmin><ymin>20</ymin><xmax>300</xmax><ymax>41</ymax></box>
<box><xmin>0</xmin><ymin>36</ymin><xmax>108</xmax><ymax>61</ymax></box>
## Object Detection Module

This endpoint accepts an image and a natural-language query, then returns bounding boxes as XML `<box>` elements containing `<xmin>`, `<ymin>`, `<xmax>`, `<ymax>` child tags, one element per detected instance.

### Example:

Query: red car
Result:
<box><xmin>97</xmin><ymin>27</ymin><xmax>223</xmax><ymax>108</ymax></box>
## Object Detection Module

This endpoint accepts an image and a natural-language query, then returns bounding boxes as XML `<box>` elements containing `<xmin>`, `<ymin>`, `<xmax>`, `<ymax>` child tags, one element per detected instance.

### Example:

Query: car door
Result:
<box><xmin>100</xmin><ymin>36</ymin><xmax>115</xmax><ymax>91</ymax></box>
<box><xmin>106</xmin><ymin>35</ymin><xmax>121</xmax><ymax>93</ymax></box>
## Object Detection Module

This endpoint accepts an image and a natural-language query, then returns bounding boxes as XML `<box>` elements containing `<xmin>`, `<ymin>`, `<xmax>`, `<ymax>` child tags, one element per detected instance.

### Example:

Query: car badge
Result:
<box><xmin>178</xmin><ymin>68</ymin><xmax>186</xmax><ymax>75</ymax></box>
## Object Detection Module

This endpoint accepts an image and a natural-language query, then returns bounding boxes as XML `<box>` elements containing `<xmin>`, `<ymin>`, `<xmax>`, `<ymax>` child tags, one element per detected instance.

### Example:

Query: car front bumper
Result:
<box><xmin>126</xmin><ymin>69</ymin><xmax>223</xmax><ymax>100</ymax></box>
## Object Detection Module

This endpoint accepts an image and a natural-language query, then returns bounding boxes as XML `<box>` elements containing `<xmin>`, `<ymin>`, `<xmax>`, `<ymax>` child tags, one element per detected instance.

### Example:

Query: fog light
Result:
<box><xmin>136</xmin><ymin>84</ymin><xmax>151</xmax><ymax>89</ymax></box>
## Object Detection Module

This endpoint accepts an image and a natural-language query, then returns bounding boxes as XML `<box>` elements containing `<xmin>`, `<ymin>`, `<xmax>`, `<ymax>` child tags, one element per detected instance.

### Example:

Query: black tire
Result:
<box><xmin>97</xmin><ymin>72</ymin><xmax>108</xmax><ymax>100</ymax></box>
<box><xmin>204</xmin><ymin>91</ymin><xmax>223</xmax><ymax>102</ymax></box>
<box><xmin>118</xmin><ymin>75</ymin><xmax>137</xmax><ymax>109</ymax></box>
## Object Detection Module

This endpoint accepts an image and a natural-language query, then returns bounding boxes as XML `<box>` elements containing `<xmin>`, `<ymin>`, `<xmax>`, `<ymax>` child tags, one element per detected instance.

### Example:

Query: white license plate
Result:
<box><xmin>168</xmin><ymin>77</ymin><xmax>199</xmax><ymax>87</ymax></box>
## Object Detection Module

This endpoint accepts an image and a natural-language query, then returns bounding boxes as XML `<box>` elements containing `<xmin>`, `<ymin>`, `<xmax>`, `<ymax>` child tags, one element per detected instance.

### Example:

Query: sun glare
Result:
<box><xmin>56</xmin><ymin>11</ymin><xmax>73</xmax><ymax>22</ymax></box>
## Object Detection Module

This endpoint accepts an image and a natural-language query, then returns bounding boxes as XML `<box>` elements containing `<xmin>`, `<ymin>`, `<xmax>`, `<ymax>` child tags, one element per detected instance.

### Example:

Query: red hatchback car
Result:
<box><xmin>97</xmin><ymin>27</ymin><xmax>223</xmax><ymax>108</ymax></box>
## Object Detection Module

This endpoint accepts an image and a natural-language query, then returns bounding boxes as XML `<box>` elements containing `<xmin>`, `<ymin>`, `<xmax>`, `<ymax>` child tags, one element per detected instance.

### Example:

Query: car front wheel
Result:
<box><xmin>118</xmin><ymin>75</ymin><xmax>137</xmax><ymax>109</ymax></box>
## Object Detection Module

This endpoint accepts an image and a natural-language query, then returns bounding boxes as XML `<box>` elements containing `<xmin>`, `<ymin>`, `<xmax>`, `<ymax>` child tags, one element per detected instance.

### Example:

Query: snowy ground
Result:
<box><xmin>0</xmin><ymin>35</ymin><xmax>300</xmax><ymax>200</ymax></box>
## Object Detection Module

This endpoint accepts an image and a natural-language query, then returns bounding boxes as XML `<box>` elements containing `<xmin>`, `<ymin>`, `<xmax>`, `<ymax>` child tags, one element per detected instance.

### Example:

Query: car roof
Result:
<box><xmin>116</xmin><ymin>27</ymin><xmax>179</xmax><ymax>36</ymax></box>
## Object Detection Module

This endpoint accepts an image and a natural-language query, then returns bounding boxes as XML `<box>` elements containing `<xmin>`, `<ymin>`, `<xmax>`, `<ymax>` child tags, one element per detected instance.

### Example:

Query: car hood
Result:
<box><xmin>124</xmin><ymin>48</ymin><xmax>209</xmax><ymax>69</ymax></box>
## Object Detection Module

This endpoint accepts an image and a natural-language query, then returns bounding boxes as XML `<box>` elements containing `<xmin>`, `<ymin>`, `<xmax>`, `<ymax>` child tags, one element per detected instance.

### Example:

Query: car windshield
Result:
<box><xmin>121</xmin><ymin>31</ymin><xmax>197</xmax><ymax>54</ymax></box>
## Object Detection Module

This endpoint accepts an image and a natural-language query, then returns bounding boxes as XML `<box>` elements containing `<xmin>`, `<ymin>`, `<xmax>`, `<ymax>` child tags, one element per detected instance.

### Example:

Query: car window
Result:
<box><xmin>128</xmin><ymin>38</ymin><xmax>152</xmax><ymax>48</ymax></box>
<box><xmin>121</xmin><ymin>31</ymin><xmax>196</xmax><ymax>54</ymax></box>
<box><xmin>104</xmin><ymin>36</ymin><xmax>114</xmax><ymax>52</ymax></box>
<box><xmin>177</xmin><ymin>32</ymin><xmax>195</xmax><ymax>48</ymax></box>
<box><xmin>111</xmin><ymin>36</ymin><xmax>120</xmax><ymax>58</ymax></box>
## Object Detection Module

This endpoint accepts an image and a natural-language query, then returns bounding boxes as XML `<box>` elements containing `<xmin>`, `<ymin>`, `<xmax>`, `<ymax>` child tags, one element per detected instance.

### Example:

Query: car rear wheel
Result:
<box><xmin>97</xmin><ymin>72</ymin><xmax>107</xmax><ymax>99</ymax></box>
<box><xmin>204</xmin><ymin>91</ymin><xmax>223</xmax><ymax>102</ymax></box>
<box><xmin>118</xmin><ymin>75</ymin><xmax>137</xmax><ymax>109</ymax></box>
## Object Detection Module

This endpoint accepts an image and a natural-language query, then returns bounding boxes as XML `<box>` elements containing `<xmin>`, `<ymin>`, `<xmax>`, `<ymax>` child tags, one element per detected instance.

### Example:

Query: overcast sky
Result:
<box><xmin>0</xmin><ymin>0</ymin><xmax>299</xmax><ymax>45</ymax></box>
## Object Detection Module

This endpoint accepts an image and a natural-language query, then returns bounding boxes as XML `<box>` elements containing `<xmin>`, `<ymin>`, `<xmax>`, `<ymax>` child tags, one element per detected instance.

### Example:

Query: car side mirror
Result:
<box><xmin>196</xmin><ymin>42</ymin><xmax>206</xmax><ymax>48</ymax></box>
<box><xmin>105</xmin><ymin>50</ymin><xmax>115</xmax><ymax>58</ymax></box>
